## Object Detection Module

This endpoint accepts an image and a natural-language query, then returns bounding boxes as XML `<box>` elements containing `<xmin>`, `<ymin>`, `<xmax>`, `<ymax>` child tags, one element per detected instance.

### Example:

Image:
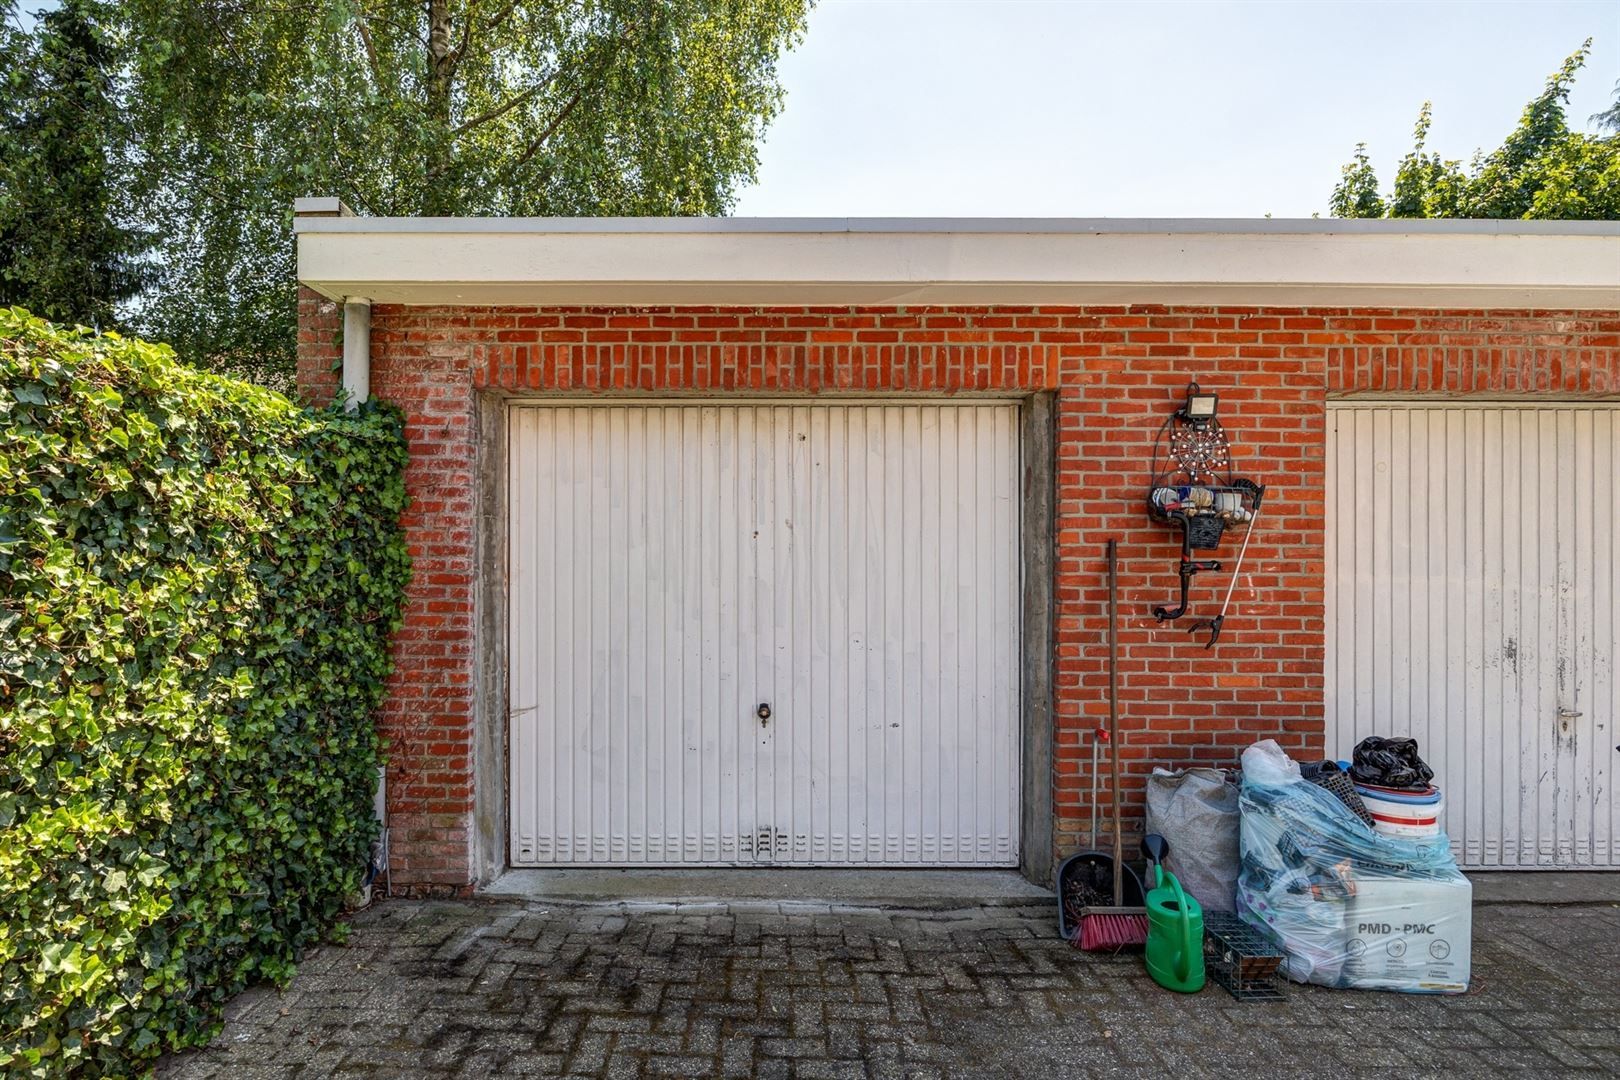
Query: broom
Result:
<box><xmin>1073</xmin><ymin>539</ymin><xmax>1150</xmax><ymax>951</ymax></box>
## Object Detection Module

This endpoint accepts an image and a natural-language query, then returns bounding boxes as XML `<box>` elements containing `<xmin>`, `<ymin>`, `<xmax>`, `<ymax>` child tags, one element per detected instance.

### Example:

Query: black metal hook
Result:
<box><xmin>1152</xmin><ymin>556</ymin><xmax>1220</xmax><ymax>622</ymax></box>
<box><xmin>1152</xmin><ymin>514</ymin><xmax>1221</xmax><ymax>622</ymax></box>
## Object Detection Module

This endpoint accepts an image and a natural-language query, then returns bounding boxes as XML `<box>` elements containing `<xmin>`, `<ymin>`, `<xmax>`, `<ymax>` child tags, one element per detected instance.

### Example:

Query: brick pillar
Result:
<box><xmin>295</xmin><ymin>286</ymin><xmax>342</xmax><ymax>406</ymax></box>
<box><xmin>292</xmin><ymin>198</ymin><xmax>352</xmax><ymax>407</ymax></box>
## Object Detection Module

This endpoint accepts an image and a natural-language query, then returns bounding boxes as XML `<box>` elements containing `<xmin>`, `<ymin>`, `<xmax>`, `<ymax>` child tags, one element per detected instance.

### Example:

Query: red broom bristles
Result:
<box><xmin>1073</xmin><ymin>911</ymin><xmax>1149</xmax><ymax>951</ymax></box>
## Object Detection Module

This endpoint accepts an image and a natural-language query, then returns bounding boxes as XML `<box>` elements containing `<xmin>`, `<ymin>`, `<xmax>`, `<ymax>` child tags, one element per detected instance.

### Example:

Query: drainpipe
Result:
<box><xmin>342</xmin><ymin>297</ymin><xmax>371</xmax><ymax>409</ymax></box>
<box><xmin>371</xmin><ymin>766</ymin><xmax>390</xmax><ymax>899</ymax></box>
<box><xmin>347</xmin><ymin>294</ymin><xmax>380</xmax><ymax>892</ymax></box>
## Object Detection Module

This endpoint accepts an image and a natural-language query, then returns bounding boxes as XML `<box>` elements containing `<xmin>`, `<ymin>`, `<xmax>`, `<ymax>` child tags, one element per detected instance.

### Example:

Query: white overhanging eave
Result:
<box><xmin>293</xmin><ymin>213</ymin><xmax>1620</xmax><ymax>310</ymax></box>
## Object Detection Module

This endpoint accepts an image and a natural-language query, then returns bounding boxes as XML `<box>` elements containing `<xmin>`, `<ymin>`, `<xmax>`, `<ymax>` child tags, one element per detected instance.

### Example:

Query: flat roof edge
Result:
<box><xmin>290</xmin><ymin>212</ymin><xmax>1620</xmax><ymax>238</ymax></box>
<box><xmin>295</xmin><ymin>280</ymin><xmax>1620</xmax><ymax>312</ymax></box>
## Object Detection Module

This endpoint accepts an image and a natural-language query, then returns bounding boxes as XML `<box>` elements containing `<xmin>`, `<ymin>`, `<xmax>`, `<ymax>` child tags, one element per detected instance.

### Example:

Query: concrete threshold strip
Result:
<box><xmin>1465</xmin><ymin>871</ymin><xmax>1620</xmax><ymax>905</ymax></box>
<box><xmin>480</xmin><ymin>867</ymin><xmax>1620</xmax><ymax>910</ymax></box>
<box><xmin>482</xmin><ymin>868</ymin><xmax>1053</xmax><ymax>909</ymax></box>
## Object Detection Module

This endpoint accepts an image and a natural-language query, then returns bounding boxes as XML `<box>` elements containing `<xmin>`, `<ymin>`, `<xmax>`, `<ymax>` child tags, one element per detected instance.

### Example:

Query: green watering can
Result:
<box><xmin>1142</xmin><ymin>834</ymin><xmax>1206</xmax><ymax>993</ymax></box>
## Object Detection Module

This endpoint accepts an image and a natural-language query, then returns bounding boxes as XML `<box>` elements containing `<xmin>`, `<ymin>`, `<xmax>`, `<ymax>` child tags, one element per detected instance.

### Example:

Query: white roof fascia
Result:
<box><xmin>293</xmin><ymin>214</ymin><xmax>1620</xmax><ymax>310</ymax></box>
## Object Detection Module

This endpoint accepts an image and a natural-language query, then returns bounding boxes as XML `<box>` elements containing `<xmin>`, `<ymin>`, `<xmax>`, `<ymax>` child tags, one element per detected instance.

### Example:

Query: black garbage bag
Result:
<box><xmin>1349</xmin><ymin>737</ymin><xmax>1434</xmax><ymax>790</ymax></box>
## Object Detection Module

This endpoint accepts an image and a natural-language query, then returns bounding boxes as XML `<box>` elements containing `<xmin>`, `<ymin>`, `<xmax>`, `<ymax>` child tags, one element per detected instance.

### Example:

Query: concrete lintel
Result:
<box><xmin>295</xmin><ymin>226</ymin><xmax>1620</xmax><ymax>311</ymax></box>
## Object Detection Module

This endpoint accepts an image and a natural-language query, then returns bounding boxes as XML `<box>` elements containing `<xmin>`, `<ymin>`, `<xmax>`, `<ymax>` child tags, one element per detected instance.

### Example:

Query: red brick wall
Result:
<box><xmin>296</xmin><ymin>303</ymin><xmax>1620</xmax><ymax>889</ymax></box>
<box><xmin>297</xmin><ymin>286</ymin><xmax>342</xmax><ymax>405</ymax></box>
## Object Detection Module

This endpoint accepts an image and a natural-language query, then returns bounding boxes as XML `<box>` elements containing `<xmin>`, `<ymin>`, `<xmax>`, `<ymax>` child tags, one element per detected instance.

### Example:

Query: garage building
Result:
<box><xmin>292</xmin><ymin>204</ymin><xmax>1620</xmax><ymax>893</ymax></box>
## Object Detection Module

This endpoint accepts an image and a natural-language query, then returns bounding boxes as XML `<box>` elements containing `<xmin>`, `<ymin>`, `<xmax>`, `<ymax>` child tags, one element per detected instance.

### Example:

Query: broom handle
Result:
<box><xmin>1108</xmin><ymin>539</ymin><xmax>1123</xmax><ymax>907</ymax></box>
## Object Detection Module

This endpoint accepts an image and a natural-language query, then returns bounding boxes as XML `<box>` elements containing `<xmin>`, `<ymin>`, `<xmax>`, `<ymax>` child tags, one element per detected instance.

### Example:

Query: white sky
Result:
<box><xmin>733</xmin><ymin>0</ymin><xmax>1620</xmax><ymax>218</ymax></box>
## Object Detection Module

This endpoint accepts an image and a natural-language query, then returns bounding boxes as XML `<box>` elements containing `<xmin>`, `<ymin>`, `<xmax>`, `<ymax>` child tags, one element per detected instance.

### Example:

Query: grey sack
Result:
<box><xmin>1145</xmin><ymin>766</ymin><xmax>1240</xmax><ymax>913</ymax></box>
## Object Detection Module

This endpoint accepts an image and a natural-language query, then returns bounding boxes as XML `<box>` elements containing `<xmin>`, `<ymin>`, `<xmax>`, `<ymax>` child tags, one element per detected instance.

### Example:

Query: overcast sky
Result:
<box><xmin>733</xmin><ymin>0</ymin><xmax>1620</xmax><ymax>218</ymax></box>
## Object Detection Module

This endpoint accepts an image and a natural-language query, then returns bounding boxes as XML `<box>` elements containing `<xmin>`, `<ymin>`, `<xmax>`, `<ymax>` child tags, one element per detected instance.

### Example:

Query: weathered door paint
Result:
<box><xmin>1327</xmin><ymin>402</ymin><xmax>1618</xmax><ymax>868</ymax></box>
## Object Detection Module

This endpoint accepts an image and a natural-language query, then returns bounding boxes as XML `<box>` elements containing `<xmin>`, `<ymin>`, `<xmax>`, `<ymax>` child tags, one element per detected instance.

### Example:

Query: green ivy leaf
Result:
<box><xmin>1</xmin><ymin>309</ymin><xmax>409</xmax><ymax>1074</ymax></box>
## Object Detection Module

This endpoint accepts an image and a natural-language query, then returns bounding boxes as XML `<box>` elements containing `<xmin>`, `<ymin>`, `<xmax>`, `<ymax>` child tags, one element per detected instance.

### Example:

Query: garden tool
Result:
<box><xmin>1059</xmin><ymin>727</ymin><xmax>1147</xmax><ymax>940</ymax></box>
<box><xmin>1063</xmin><ymin>729</ymin><xmax>1117</xmax><ymax>911</ymax></box>
<box><xmin>1188</xmin><ymin>490</ymin><xmax>1264</xmax><ymax>648</ymax></box>
<box><xmin>1142</xmin><ymin>834</ymin><xmax>1206</xmax><ymax>993</ymax></box>
<box><xmin>1075</xmin><ymin>539</ymin><xmax>1149</xmax><ymax>951</ymax></box>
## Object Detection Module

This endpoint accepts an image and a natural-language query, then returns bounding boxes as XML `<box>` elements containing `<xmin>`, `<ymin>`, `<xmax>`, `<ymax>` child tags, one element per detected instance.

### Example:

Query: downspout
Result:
<box><xmin>369</xmin><ymin>767</ymin><xmax>390</xmax><ymax>900</ymax></box>
<box><xmin>342</xmin><ymin>294</ymin><xmax>386</xmax><ymax>897</ymax></box>
<box><xmin>342</xmin><ymin>297</ymin><xmax>371</xmax><ymax>409</ymax></box>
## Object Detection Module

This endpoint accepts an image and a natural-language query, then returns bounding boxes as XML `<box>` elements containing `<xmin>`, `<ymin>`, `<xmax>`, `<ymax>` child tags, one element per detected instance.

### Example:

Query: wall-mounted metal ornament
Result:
<box><xmin>1146</xmin><ymin>382</ymin><xmax>1265</xmax><ymax>647</ymax></box>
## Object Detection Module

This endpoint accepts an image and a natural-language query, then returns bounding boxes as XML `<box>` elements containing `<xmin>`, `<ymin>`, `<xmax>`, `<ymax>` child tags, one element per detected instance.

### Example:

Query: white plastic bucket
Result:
<box><xmin>1355</xmin><ymin>784</ymin><xmax>1443</xmax><ymax>839</ymax></box>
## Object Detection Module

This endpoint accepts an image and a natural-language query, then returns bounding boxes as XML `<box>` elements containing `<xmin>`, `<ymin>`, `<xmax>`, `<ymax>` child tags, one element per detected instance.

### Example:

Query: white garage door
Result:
<box><xmin>507</xmin><ymin>402</ymin><xmax>1021</xmax><ymax>867</ymax></box>
<box><xmin>1327</xmin><ymin>402</ymin><xmax>1618</xmax><ymax>868</ymax></box>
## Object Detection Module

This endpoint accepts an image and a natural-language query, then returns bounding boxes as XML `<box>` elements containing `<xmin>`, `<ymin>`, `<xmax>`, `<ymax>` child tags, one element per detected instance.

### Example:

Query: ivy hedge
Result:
<box><xmin>0</xmin><ymin>309</ymin><xmax>411</xmax><ymax>1076</ymax></box>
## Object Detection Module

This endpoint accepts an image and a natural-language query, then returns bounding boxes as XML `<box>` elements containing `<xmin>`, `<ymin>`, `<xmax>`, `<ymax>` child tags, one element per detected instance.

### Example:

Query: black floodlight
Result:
<box><xmin>1178</xmin><ymin>382</ymin><xmax>1218</xmax><ymax>423</ymax></box>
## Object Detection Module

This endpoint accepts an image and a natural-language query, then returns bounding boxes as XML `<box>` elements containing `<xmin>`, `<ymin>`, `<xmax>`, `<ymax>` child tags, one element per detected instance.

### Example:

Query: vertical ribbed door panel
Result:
<box><xmin>507</xmin><ymin>403</ymin><xmax>1021</xmax><ymax>866</ymax></box>
<box><xmin>1327</xmin><ymin>403</ymin><xmax>1618</xmax><ymax>868</ymax></box>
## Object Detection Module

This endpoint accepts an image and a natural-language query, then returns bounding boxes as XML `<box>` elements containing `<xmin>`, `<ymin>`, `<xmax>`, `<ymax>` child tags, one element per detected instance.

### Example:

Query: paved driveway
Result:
<box><xmin>160</xmin><ymin>895</ymin><xmax>1620</xmax><ymax>1079</ymax></box>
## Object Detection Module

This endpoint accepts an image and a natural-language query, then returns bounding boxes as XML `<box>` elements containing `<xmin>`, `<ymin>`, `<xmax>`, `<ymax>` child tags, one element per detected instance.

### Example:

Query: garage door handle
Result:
<box><xmin>1558</xmin><ymin>708</ymin><xmax>1582</xmax><ymax>718</ymax></box>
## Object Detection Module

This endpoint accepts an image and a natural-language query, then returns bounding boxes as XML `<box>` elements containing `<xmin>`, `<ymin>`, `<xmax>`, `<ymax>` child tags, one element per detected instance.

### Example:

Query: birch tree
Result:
<box><xmin>121</xmin><ymin>0</ymin><xmax>810</xmax><ymax>383</ymax></box>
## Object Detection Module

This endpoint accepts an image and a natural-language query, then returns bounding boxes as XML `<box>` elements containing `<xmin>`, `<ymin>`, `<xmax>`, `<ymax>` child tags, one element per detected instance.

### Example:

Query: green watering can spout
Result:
<box><xmin>1142</xmin><ymin>835</ymin><xmax>1206</xmax><ymax>994</ymax></box>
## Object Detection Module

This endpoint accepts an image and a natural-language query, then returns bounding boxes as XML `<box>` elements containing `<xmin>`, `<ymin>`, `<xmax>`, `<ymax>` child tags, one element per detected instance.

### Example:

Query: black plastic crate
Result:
<box><xmin>1203</xmin><ymin>912</ymin><xmax>1285</xmax><ymax>1001</ymax></box>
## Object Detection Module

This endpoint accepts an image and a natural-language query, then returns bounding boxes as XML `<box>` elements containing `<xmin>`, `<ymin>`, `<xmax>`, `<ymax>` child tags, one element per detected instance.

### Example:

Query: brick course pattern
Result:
<box><xmin>296</xmin><ymin>288</ymin><xmax>343</xmax><ymax>401</ymax></box>
<box><xmin>294</xmin><ymin>291</ymin><xmax>1620</xmax><ymax>888</ymax></box>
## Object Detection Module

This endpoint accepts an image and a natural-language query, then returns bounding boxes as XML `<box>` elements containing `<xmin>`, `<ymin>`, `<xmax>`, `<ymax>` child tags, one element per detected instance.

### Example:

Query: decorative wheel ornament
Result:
<box><xmin>1167</xmin><ymin>420</ymin><xmax>1230</xmax><ymax>479</ymax></box>
<box><xmin>1145</xmin><ymin>382</ymin><xmax>1266</xmax><ymax>647</ymax></box>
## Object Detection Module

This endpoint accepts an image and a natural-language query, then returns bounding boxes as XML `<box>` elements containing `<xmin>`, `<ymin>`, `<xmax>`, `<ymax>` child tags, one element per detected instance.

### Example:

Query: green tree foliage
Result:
<box><xmin>1331</xmin><ymin>144</ymin><xmax>1386</xmax><ymax>219</ymax></box>
<box><xmin>118</xmin><ymin>0</ymin><xmax>810</xmax><ymax>384</ymax></box>
<box><xmin>1331</xmin><ymin>41</ymin><xmax>1620</xmax><ymax>220</ymax></box>
<box><xmin>0</xmin><ymin>309</ymin><xmax>411</xmax><ymax>1076</ymax></box>
<box><xmin>0</xmin><ymin>1</ymin><xmax>151</xmax><ymax>328</ymax></box>
<box><xmin>1595</xmin><ymin>79</ymin><xmax>1620</xmax><ymax>132</ymax></box>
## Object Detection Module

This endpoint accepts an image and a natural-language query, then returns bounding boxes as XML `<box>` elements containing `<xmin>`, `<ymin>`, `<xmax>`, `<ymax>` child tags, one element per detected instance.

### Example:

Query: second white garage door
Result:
<box><xmin>508</xmin><ymin>402</ymin><xmax>1022</xmax><ymax>867</ymax></box>
<box><xmin>1327</xmin><ymin>402</ymin><xmax>1618</xmax><ymax>868</ymax></box>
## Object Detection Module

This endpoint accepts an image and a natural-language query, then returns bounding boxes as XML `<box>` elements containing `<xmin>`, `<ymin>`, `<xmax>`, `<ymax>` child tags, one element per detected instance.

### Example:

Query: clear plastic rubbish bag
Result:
<box><xmin>1235</xmin><ymin>740</ymin><xmax>1471</xmax><ymax>994</ymax></box>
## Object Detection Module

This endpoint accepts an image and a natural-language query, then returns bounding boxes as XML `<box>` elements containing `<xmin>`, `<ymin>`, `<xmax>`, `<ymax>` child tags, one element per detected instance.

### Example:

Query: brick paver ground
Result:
<box><xmin>159</xmin><ymin>896</ymin><xmax>1620</xmax><ymax>1079</ymax></box>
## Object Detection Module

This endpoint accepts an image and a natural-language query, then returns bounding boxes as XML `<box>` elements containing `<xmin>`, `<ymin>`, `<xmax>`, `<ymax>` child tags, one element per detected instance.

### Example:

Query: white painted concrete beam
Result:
<box><xmin>294</xmin><ymin>214</ymin><xmax>1620</xmax><ymax>311</ymax></box>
